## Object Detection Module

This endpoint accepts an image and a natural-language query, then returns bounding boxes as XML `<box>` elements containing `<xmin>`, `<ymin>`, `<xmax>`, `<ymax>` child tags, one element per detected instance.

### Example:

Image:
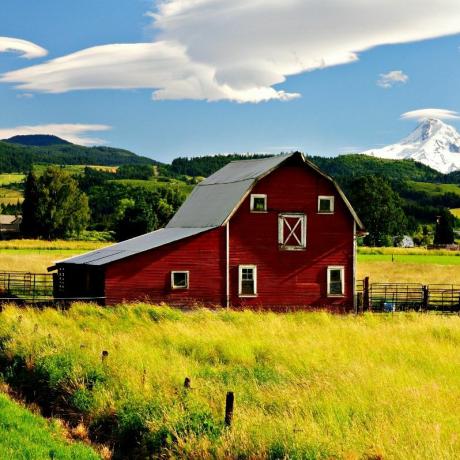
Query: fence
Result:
<box><xmin>0</xmin><ymin>271</ymin><xmax>54</xmax><ymax>301</ymax></box>
<box><xmin>357</xmin><ymin>277</ymin><xmax>460</xmax><ymax>313</ymax></box>
<box><xmin>0</xmin><ymin>271</ymin><xmax>104</xmax><ymax>305</ymax></box>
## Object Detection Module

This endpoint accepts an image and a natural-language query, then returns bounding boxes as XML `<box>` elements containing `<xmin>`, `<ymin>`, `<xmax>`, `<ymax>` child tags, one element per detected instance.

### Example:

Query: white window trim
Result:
<box><xmin>250</xmin><ymin>194</ymin><xmax>267</xmax><ymax>213</ymax></box>
<box><xmin>278</xmin><ymin>213</ymin><xmax>307</xmax><ymax>250</ymax></box>
<box><xmin>318</xmin><ymin>196</ymin><xmax>335</xmax><ymax>214</ymax></box>
<box><xmin>327</xmin><ymin>266</ymin><xmax>345</xmax><ymax>297</ymax></box>
<box><xmin>171</xmin><ymin>271</ymin><xmax>189</xmax><ymax>289</ymax></box>
<box><xmin>238</xmin><ymin>265</ymin><xmax>258</xmax><ymax>297</ymax></box>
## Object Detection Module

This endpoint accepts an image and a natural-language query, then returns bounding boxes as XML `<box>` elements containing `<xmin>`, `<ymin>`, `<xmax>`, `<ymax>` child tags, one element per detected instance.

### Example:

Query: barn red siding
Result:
<box><xmin>228</xmin><ymin>162</ymin><xmax>355</xmax><ymax>311</ymax></box>
<box><xmin>104</xmin><ymin>227</ymin><xmax>226</xmax><ymax>305</ymax></box>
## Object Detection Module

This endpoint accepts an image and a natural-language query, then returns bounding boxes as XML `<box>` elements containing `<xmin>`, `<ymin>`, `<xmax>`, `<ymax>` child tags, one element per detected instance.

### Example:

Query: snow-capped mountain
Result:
<box><xmin>361</xmin><ymin>118</ymin><xmax>460</xmax><ymax>174</ymax></box>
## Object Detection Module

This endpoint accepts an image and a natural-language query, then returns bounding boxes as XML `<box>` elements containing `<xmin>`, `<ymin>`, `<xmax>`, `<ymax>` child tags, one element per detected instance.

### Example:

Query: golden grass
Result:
<box><xmin>0</xmin><ymin>305</ymin><xmax>459</xmax><ymax>458</ymax></box>
<box><xmin>358</xmin><ymin>261</ymin><xmax>460</xmax><ymax>284</ymax></box>
<box><xmin>0</xmin><ymin>240</ymin><xmax>109</xmax><ymax>251</ymax></box>
<box><xmin>358</xmin><ymin>246</ymin><xmax>460</xmax><ymax>256</ymax></box>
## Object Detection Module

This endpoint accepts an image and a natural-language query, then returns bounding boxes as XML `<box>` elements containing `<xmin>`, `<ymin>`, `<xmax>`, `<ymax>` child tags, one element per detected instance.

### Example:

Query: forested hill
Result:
<box><xmin>0</xmin><ymin>139</ymin><xmax>154</xmax><ymax>172</ymax></box>
<box><xmin>4</xmin><ymin>134</ymin><xmax>72</xmax><ymax>146</ymax></box>
<box><xmin>169</xmin><ymin>153</ymin><xmax>446</xmax><ymax>183</ymax></box>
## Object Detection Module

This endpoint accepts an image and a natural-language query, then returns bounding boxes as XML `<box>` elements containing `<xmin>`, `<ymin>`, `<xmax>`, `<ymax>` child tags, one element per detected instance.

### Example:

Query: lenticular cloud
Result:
<box><xmin>0</xmin><ymin>37</ymin><xmax>47</xmax><ymax>59</ymax></box>
<box><xmin>2</xmin><ymin>0</ymin><xmax>460</xmax><ymax>102</ymax></box>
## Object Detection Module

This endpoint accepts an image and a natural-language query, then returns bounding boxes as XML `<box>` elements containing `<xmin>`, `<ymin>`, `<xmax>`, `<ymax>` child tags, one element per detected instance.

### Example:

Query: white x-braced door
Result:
<box><xmin>278</xmin><ymin>213</ymin><xmax>307</xmax><ymax>250</ymax></box>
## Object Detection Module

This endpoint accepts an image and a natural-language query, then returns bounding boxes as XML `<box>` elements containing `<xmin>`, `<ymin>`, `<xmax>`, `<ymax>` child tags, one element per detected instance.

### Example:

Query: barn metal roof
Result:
<box><xmin>167</xmin><ymin>152</ymin><xmax>364</xmax><ymax>229</ymax></box>
<box><xmin>54</xmin><ymin>227</ymin><xmax>214</xmax><ymax>267</ymax></box>
<box><xmin>167</xmin><ymin>154</ymin><xmax>292</xmax><ymax>228</ymax></box>
<box><xmin>54</xmin><ymin>152</ymin><xmax>363</xmax><ymax>268</ymax></box>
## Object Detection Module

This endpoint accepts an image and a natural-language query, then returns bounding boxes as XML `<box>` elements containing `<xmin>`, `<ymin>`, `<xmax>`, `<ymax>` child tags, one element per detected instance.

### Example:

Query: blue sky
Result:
<box><xmin>1</xmin><ymin>0</ymin><xmax>460</xmax><ymax>163</ymax></box>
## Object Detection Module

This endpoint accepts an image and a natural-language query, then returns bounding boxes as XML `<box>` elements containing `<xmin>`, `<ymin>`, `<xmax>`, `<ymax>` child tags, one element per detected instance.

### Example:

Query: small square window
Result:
<box><xmin>318</xmin><ymin>196</ymin><xmax>334</xmax><ymax>213</ymax></box>
<box><xmin>327</xmin><ymin>266</ymin><xmax>344</xmax><ymax>296</ymax></box>
<box><xmin>250</xmin><ymin>194</ymin><xmax>267</xmax><ymax>212</ymax></box>
<box><xmin>239</xmin><ymin>265</ymin><xmax>257</xmax><ymax>296</ymax></box>
<box><xmin>171</xmin><ymin>271</ymin><xmax>189</xmax><ymax>289</ymax></box>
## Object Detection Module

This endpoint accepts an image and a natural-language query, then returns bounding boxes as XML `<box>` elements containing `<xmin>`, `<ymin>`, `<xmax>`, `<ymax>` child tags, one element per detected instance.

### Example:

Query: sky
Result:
<box><xmin>1</xmin><ymin>0</ymin><xmax>460</xmax><ymax>163</ymax></box>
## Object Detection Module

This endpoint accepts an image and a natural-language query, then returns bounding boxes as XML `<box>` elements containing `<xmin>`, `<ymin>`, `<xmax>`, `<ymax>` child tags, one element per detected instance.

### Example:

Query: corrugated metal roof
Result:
<box><xmin>167</xmin><ymin>154</ymin><xmax>292</xmax><ymax>228</ymax></box>
<box><xmin>56</xmin><ymin>227</ymin><xmax>214</xmax><ymax>266</ymax></box>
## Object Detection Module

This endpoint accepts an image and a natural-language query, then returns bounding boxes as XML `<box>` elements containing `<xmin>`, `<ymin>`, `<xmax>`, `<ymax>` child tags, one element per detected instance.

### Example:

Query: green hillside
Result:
<box><xmin>0</xmin><ymin>139</ymin><xmax>155</xmax><ymax>173</ymax></box>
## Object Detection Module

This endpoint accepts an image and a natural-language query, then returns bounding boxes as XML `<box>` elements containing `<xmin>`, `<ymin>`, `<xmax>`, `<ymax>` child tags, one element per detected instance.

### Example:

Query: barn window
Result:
<box><xmin>327</xmin><ymin>266</ymin><xmax>344</xmax><ymax>296</ymax></box>
<box><xmin>318</xmin><ymin>196</ymin><xmax>334</xmax><ymax>213</ymax></box>
<box><xmin>238</xmin><ymin>265</ymin><xmax>257</xmax><ymax>297</ymax></box>
<box><xmin>278</xmin><ymin>213</ymin><xmax>307</xmax><ymax>250</ymax></box>
<box><xmin>171</xmin><ymin>271</ymin><xmax>189</xmax><ymax>289</ymax></box>
<box><xmin>250</xmin><ymin>194</ymin><xmax>267</xmax><ymax>212</ymax></box>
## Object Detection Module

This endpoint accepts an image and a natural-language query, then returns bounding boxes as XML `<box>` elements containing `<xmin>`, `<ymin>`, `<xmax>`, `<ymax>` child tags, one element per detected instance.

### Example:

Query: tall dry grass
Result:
<box><xmin>0</xmin><ymin>304</ymin><xmax>458</xmax><ymax>458</ymax></box>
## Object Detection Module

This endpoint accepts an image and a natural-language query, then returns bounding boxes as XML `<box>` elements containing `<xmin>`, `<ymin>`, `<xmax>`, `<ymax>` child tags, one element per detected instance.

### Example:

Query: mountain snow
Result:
<box><xmin>361</xmin><ymin>118</ymin><xmax>460</xmax><ymax>174</ymax></box>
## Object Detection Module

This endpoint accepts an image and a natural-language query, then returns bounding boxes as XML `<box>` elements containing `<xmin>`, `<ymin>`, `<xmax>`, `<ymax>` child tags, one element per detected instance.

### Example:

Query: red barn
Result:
<box><xmin>51</xmin><ymin>152</ymin><xmax>364</xmax><ymax>311</ymax></box>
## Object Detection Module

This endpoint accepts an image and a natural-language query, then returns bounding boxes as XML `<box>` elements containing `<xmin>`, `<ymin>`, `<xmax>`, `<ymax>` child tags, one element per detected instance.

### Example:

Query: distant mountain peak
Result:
<box><xmin>361</xmin><ymin>118</ymin><xmax>460</xmax><ymax>173</ymax></box>
<box><xmin>4</xmin><ymin>134</ymin><xmax>71</xmax><ymax>147</ymax></box>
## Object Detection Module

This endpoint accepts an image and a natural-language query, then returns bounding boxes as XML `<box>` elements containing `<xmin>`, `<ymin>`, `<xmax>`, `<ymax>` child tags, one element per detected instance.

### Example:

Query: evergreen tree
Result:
<box><xmin>348</xmin><ymin>176</ymin><xmax>407</xmax><ymax>247</ymax></box>
<box><xmin>434</xmin><ymin>209</ymin><xmax>455</xmax><ymax>245</ymax></box>
<box><xmin>21</xmin><ymin>171</ymin><xmax>40</xmax><ymax>237</ymax></box>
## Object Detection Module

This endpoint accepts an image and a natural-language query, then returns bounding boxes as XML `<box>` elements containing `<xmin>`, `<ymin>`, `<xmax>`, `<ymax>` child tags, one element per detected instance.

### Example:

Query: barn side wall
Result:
<box><xmin>228</xmin><ymin>160</ymin><xmax>355</xmax><ymax>311</ymax></box>
<box><xmin>104</xmin><ymin>227</ymin><xmax>226</xmax><ymax>305</ymax></box>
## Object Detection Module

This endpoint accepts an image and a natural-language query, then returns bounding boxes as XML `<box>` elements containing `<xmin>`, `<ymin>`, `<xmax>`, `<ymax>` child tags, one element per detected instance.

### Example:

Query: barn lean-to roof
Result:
<box><xmin>53</xmin><ymin>152</ymin><xmax>363</xmax><ymax>268</ymax></box>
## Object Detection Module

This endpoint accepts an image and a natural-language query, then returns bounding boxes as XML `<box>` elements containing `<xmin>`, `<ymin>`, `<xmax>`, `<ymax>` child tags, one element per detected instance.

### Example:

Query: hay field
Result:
<box><xmin>0</xmin><ymin>305</ymin><xmax>458</xmax><ymax>459</ymax></box>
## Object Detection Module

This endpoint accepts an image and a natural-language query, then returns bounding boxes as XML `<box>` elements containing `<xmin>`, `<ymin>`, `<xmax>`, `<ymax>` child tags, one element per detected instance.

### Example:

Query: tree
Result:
<box><xmin>22</xmin><ymin>166</ymin><xmax>90</xmax><ymax>239</ymax></box>
<box><xmin>434</xmin><ymin>209</ymin><xmax>455</xmax><ymax>245</ymax></box>
<box><xmin>348</xmin><ymin>176</ymin><xmax>407</xmax><ymax>247</ymax></box>
<box><xmin>115</xmin><ymin>198</ymin><xmax>157</xmax><ymax>241</ymax></box>
<box><xmin>21</xmin><ymin>171</ymin><xmax>40</xmax><ymax>237</ymax></box>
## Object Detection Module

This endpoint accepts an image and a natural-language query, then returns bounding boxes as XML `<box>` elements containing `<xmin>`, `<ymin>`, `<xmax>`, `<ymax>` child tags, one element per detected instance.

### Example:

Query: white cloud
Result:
<box><xmin>400</xmin><ymin>108</ymin><xmax>460</xmax><ymax>121</ymax></box>
<box><xmin>0</xmin><ymin>124</ymin><xmax>112</xmax><ymax>145</ymax></box>
<box><xmin>0</xmin><ymin>37</ymin><xmax>47</xmax><ymax>59</ymax></box>
<box><xmin>2</xmin><ymin>0</ymin><xmax>460</xmax><ymax>102</ymax></box>
<box><xmin>377</xmin><ymin>70</ymin><xmax>409</xmax><ymax>88</ymax></box>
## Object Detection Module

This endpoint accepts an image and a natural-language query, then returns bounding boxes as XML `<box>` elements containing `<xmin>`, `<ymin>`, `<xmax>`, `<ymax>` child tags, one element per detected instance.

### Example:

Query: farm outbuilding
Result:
<box><xmin>50</xmin><ymin>152</ymin><xmax>364</xmax><ymax>310</ymax></box>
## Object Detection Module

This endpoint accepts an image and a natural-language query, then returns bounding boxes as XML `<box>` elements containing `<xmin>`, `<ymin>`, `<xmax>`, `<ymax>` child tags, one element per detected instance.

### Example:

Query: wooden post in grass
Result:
<box><xmin>363</xmin><ymin>277</ymin><xmax>370</xmax><ymax>311</ymax></box>
<box><xmin>422</xmin><ymin>285</ymin><xmax>429</xmax><ymax>311</ymax></box>
<box><xmin>184</xmin><ymin>377</ymin><xmax>191</xmax><ymax>389</ymax></box>
<box><xmin>101</xmin><ymin>350</ymin><xmax>109</xmax><ymax>362</ymax></box>
<box><xmin>225</xmin><ymin>392</ymin><xmax>234</xmax><ymax>427</ymax></box>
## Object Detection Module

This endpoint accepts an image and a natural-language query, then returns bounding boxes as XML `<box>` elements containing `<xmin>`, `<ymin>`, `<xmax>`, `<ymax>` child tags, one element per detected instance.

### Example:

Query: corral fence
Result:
<box><xmin>356</xmin><ymin>277</ymin><xmax>460</xmax><ymax>313</ymax></box>
<box><xmin>0</xmin><ymin>271</ymin><xmax>104</xmax><ymax>306</ymax></box>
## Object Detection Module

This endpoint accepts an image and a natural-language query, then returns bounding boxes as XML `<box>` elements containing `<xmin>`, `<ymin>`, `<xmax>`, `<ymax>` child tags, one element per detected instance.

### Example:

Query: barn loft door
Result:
<box><xmin>278</xmin><ymin>213</ymin><xmax>307</xmax><ymax>250</ymax></box>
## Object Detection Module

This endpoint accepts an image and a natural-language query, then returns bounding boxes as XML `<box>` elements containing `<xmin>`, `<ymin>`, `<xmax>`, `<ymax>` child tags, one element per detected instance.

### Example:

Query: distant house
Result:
<box><xmin>0</xmin><ymin>215</ymin><xmax>22</xmax><ymax>236</ymax></box>
<box><xmin>51</xmin><ymin>152</ymin><xmax>364</xmax><ymax>310</ymax></box>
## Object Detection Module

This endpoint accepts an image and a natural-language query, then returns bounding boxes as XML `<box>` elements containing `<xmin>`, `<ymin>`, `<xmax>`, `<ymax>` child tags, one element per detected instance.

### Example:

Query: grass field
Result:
<box><xmin>408</xmin><ymin>181</ymin><xmax>460</xmax><ymax>197</ymax></box>
<box><xmin>0</xmin><ymin>392</ymin><xmax>98</xmax><ymax>459</ymax></box>
<box><xmin>0</xmin><ymin>305</ymin><xmax>458</xmax><ymax>459</ymax></box>
<box><xmin>451</xmin><ymin>208</ymin><xmax>460</xmax><ymax>218</ymax></box>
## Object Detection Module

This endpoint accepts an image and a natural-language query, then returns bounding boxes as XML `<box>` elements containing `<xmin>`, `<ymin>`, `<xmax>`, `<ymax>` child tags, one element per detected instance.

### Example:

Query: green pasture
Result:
<box><xmin>0</xmin><ymin>393</ymin><xmax>98</xmax><ymax>459</ymax></box>
<box><xmin>408</xmin><ymin>181</ymin><xmax>460</xmax><ymax>196</ymax></box>
<box><xmin>358</xmin><ymin>253</ymin><xmax>460</xmax><ymax>265</ymax></box>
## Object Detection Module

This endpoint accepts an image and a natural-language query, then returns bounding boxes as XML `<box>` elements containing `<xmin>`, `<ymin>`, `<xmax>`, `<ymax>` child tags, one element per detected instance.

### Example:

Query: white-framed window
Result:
<box><xmin>171</xmin><ymin>271</ymin><xmax>189</xmax><ymax>289</ymax></box>
<box><xmin>238</xmin><ymin>265</ymin><xmax>257</xmax><ymax>297</ymax></box>
<box><xmin>250</xmin><ymin>194</ymin><xmax>267</xmax><ymax>212</ymax></box>
<box><xmin>278</xmin><ymin>213</ymin><xmax>307</xmax><ymax>250</ymax></box>
<box><xmin>318</xmin><ymin>196</ymin><xmax>334</xmax><ymax>214</ymax></box>
<box><xmin>327</xmin><ymin>266</ymin><xmax>345</xmax><ymax>296</ymax></box>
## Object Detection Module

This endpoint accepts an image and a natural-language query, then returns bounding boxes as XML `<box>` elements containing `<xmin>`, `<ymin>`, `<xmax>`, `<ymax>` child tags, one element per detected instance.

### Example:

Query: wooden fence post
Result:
<box><xmin>225</xmin><ymin>392</ymin><xmax>234</xmax><ymax>427</ymax></box>
<box><xmin>184</xmin><ymin>377</ymin><xmax>191</xmax><ymax>389</ymax></box>
<box><xmin>422</xmin><ymin>285</ymin><xmax>429</xmax><ymax>311</ymax></box>
<box><xmin>363</xmin><ymin>277</ymin><xmax>370</xmax><ymax>311</ymax></box>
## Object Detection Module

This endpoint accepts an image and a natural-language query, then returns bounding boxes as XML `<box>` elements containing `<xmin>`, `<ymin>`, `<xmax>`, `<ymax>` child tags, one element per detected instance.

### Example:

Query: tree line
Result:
<box><xmin>21</xmin><ymin>166</ymin><xmax>185</xmax><ymax>241</ymax></box>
